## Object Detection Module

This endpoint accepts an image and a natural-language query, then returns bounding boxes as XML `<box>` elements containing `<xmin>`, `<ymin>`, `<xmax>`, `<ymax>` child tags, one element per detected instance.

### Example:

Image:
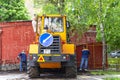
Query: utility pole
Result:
<box><xmin>99</xmin><ymin>0</ymin><xmax>106</xmax><ymax>70</ymax></box>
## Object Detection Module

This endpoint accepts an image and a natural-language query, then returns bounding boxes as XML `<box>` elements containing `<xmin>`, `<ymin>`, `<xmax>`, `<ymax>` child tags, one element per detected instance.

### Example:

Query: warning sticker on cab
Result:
<box><xmin>37</xmin><ymin>55</ymin><xmax>45</xmax><ymax>62</ymax></box>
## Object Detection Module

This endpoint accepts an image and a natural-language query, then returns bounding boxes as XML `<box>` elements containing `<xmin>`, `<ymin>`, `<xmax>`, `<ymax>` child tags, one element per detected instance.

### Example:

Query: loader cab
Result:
<box><xmin>36</xmin><ymin>15</ymin><xmax>67</xmax><ymax>43</ymax></box>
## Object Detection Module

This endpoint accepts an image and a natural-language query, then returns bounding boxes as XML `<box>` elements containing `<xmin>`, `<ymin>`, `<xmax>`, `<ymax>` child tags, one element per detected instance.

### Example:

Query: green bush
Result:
<box><xmin>108</xmin><ymin>58</ymin><xmax>120</xmax><ymax>69</ymax></box>
<box><xmin>108</xmin><ymin>58</ymin><xmax>120</xmax><ymax>64</ymax></box>
<box><xmin>104</xmin><ymin>77</ymin><xmax>120</xmax><ymax>80</ymax></box>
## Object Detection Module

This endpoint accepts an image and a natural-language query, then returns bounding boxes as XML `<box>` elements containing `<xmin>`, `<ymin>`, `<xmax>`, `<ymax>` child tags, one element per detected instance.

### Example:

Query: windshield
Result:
<box><xmin>44</xmin><ymin>17</ymin><xmax>63</xmax><ymax>32</ymax></box>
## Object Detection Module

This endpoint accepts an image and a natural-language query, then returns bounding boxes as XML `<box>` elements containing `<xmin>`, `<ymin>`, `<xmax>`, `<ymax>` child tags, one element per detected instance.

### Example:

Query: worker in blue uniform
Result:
<box><xmin>79</xmin><ymin>45</ymin><xmax>90</xmax><ymax>71</ymax></box>
<box><xmin>17</xmin><ymin>50</ymin><xmax>27</xmax><ymax>72</ymax></box>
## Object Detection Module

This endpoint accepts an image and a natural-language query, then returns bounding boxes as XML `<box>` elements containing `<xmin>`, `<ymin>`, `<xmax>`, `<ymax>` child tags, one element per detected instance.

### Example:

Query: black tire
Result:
<box><xmin>66</xmin><ymin>66</ymin><xmax>77</xmax><ymax>78</ymax></box>
<box><xmin>65</xmin><ymin>55</ymin><xmax>77</xmax><ymax>78</ymax></box>
<box><xmin>28</xmin><ymin>66</ymin><xmax>40</xmax><ymax>78</ymax></box>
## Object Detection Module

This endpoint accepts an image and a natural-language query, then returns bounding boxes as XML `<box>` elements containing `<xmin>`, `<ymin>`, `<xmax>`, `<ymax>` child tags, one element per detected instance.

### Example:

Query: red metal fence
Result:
<box><xmin>0</xmin><ymin>29</ymin><xmax>2</xmax><ymax>64</ymax></box>
<box><xmin>76</xmin><ymin>42</ymin><xmax>107</xmax><ymax>69</ymax></box>
<box><xmin>0</xmin><ymin>21</ymin><xmax>34</xmax><ymax>65</ymax></box>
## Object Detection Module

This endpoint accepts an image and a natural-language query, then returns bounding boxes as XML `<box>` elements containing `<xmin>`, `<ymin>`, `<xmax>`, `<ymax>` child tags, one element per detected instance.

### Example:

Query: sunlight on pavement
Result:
<box><xmin>78</xmin><ymin>75</ymin><xmax>103</xmax><ymax>80</ymax></box>
<box><xmin>0</xmin><ymin>73</ymin><xmax>27</xmax><ymax>80</ymax></box>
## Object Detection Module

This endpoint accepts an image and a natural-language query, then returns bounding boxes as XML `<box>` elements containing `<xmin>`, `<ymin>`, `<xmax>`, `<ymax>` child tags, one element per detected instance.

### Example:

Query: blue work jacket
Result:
<box><xmin>18</xmin><ymin>53</ymin><xmax>27</xmax><ymax>62</ymax></box>
<box><xmin>81</xmin><ymin>49</ymin><xmax>90</xmax><ymax>58</ymax></box>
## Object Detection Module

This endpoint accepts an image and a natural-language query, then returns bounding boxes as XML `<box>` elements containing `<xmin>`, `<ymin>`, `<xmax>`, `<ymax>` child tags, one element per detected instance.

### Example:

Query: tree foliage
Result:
<box><xmin>97</xmin><ymin>0</ymin><xmax>120</xmax><ymax>51</ymax></box>
<box><xmin>34</xmin><ymin>0</ymin><xmax>120</xmax><ymax>51</ymax></box>
<box><xmin>0</xmin><ymin>0</ymin><xmax>29</xmax><ymax>22</ymax></box>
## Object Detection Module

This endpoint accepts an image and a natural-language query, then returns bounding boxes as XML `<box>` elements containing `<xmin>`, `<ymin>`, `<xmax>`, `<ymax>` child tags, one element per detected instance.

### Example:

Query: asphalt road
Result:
<box><xmin>0</xmin><ymin>70</ymin><xmax>119</xmax><ymax>80</ymax></box>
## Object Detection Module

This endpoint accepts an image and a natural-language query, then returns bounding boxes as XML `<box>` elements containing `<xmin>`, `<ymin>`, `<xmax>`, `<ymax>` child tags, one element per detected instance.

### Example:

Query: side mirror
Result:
<box><xmin>66</xmin><ymin>21</ymin><xmax>70</xmax><ymax>28</ymax></box>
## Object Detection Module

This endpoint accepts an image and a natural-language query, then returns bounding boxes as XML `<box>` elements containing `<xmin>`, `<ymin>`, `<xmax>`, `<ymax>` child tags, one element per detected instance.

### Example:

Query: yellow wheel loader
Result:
<box><xmin>27</xmin><ymin>14</ymin><xmax>77</xmax><ymax>78</ymax></box>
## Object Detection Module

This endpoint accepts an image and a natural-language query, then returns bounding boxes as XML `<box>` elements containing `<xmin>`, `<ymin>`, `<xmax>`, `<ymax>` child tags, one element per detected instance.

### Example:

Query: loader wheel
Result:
<box><xmin>28</xmin><ymin>66</ymin><xmax>40</xmax><ymax>78</ymax></box>
<box><xmin>65</xmin><ymin>55</ymin><xmax>77</xmax><ymax>78</ymax></box>
<box><xmin>66</xmin><ymin>65</ymin><xmax>77</xmax><ymax>78</ymax></box>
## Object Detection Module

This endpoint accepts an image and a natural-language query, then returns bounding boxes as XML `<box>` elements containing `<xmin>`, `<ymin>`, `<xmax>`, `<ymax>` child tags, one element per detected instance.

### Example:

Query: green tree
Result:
<box><xmin>65</xmin><ymin>0</ymin><xmax>120</xmax><ymax>51</ymax></box>
<box><xmin>0</xmin><ymin>0</ymin><xmax>29</xmax><ymax>22</ymax></box>
<box><xmin>34</xmin><ymin>0</ymin><xmax>120</xmax><ymax>51</ymax></box>
<box><xmin>34</xmin><ymin>0</ymin><xmax>65</xmax><ymax>14</ymax></box>
<box><xmin>96</xmin><ymin>0</ymin><xmax>120</xmax><ymax>51</ymax></box>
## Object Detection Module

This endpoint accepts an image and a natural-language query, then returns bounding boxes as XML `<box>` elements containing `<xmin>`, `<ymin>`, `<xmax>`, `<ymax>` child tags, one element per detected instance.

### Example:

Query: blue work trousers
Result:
<box><xmin>80</xmin><ymin>58</ymin><xmax>88</xmax><ymax>69</ymax></box>
<box><xmin>19</xmin><ymin>61</ymin><xmax>27</xmax><ymax>72</ymax></box>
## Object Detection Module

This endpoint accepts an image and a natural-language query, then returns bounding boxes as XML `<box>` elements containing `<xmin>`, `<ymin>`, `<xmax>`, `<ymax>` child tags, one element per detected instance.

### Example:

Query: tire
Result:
<box><xmin>66</xmin><ymin>66</ymin><xmax>77</xmax><ymax>78</ymax></box>
<box><xmin>28</xmin><ymin>66</ymin><xmax>40</xmax><ymax>78</ymax></box>
<box><xmin>65</xmin><ymin>55</ymin><xmax>77</xmax><ymax>78</ymax></box>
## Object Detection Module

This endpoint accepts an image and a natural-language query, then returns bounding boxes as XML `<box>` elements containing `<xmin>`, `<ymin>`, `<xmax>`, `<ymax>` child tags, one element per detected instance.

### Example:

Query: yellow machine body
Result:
<box><xmin>29</xmin><ymin>14</ymin><xmax>75</xmax><ymax>68</ymax></box>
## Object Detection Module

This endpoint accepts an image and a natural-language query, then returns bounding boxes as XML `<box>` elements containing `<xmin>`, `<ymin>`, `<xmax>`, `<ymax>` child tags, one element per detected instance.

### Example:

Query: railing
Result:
<box><xmin>108</xmin><ymin>58</ymin><xmax>120</xmax><ymax>71</ymax></box>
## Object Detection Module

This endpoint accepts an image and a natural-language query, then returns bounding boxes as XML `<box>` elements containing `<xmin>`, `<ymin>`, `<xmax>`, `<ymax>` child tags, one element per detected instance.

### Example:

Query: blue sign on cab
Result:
<box><xmin>39</xmin><ymin>33</ymin><xmax>53</xmax><ymax>47</ymax></box>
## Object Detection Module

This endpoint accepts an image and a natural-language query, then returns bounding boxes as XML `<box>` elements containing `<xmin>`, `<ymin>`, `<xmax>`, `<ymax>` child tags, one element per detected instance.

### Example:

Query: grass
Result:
<box><xmin>108</xmin><ymin>58</ymin><xmax>120</xmax><ymax>64</ymax></box>
<box><xmin>104</xmin><ymin>77</ymin><xmax>120</xmax><ymax>80</ymax></box>
<box><xmin>89</xmin><ymin>58</ymin><xmax>120</xmax><ymax>75</ymax></box>
<box><xmin>108</xmin><ymin>58</ymin><xmax>120</xmax><ymax>70</ymax></box>
<box><xmin>90</xmin><ymin>58</ymin><xmax>120</xmax><ymax>80</ymax></box>
<box><xmin>90</xmin><ymin>70</ymin><xmax>120</xmax><ymax>75</ymax></box>
<box><xmin>90</xmin><ymin>70</ymin><xmax>120</xmax><ymax>80</ymax></box>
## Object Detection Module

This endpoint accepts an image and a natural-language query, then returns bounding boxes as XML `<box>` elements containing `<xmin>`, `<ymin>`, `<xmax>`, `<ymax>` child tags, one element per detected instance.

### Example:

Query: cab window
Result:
<box><xmin>44</xmin><ymin>17</ymin><xmax>63</xmax><ymax>32</ymax></box>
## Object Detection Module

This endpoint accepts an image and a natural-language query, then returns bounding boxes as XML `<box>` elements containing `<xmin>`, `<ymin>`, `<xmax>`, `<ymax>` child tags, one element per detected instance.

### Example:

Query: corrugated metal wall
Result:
<box><xmin>76</xmin><ymin>42</ymin><xmax>107</xmax><ymax>69</ymax></box>
<box><xmin>0</xmin><ymin>21</ymin><xmax>34</xmax><ymax>66</ymax></box>
<box><xmin>0</xmin><ymin>28</ymin><xmax>2</xmax><ymax>65</ymax></box>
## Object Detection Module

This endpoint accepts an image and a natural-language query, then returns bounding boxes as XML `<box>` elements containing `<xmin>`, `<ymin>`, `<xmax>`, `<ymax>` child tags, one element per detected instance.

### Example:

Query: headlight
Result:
<box><xmin>33</xmin><ymin>56</ymin><xmax>36</xmax><ymax>59</ymax></box>
<box><xmin>63</xmin><ymin>56</ymin><xmax>66</xmax><ymax>59</ymax></box>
